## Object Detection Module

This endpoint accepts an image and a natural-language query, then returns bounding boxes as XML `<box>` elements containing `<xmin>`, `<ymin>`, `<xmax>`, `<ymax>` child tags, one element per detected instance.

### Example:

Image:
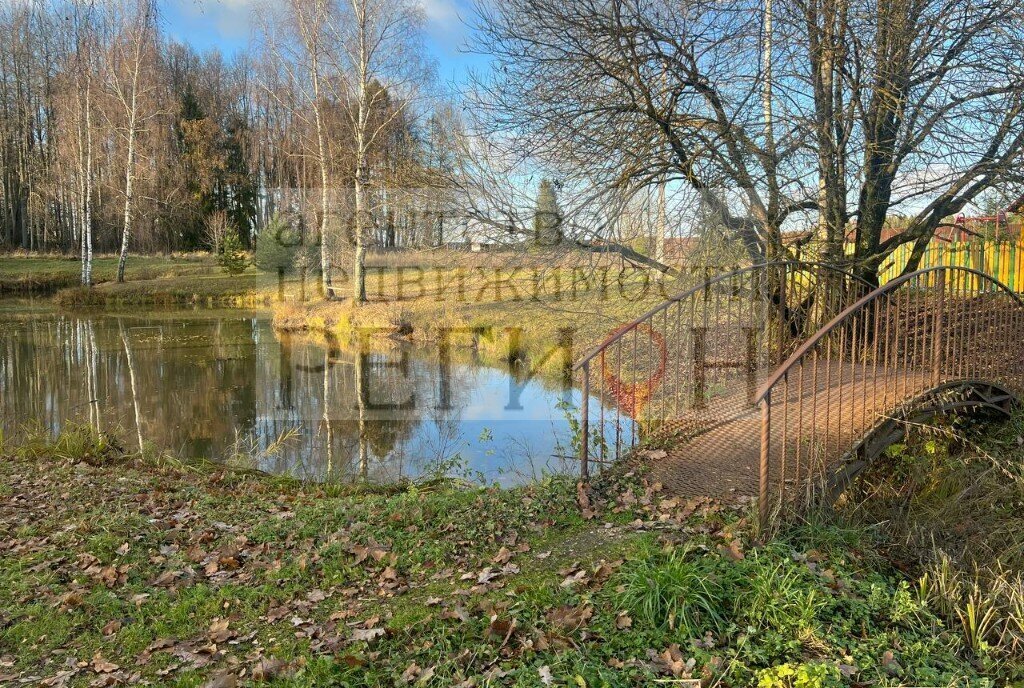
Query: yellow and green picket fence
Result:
<box><xmin>873</xmin><ymin>240</ymin><xmax>1024</xmax><ymax>292</ymax></box>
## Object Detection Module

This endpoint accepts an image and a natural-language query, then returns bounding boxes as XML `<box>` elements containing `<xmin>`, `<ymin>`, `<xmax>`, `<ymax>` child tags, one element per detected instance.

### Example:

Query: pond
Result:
<box><xmin>0</xmin><ymin>303</ymin><xmax>632</xmax><ymax>486</ymax></box>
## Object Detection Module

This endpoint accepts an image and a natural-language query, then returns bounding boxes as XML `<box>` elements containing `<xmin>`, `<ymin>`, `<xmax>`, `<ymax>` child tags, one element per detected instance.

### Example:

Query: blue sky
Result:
<box><xmin>161</xmin><ymin>0</ymin><xmax>486</xmax><ymax>86</ymax></box>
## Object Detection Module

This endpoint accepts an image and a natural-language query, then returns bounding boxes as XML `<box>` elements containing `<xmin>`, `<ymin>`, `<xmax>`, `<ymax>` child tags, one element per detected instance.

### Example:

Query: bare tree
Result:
<box><xmin>792</xmin><ymin>0</ymin><xmax>1024</xmax><ymax>282</ymax></box>
<box><xmin>284</xmin><ymin>0</ymin><xmax>337</xmax><ymax>298</ymax></box>
<box><xmin>470</xmin><ymin>0</ymin><xmax>798</xmax><ymax>263</ymax></box>
<box><xmin>471</xmin><ymin>0</ymin><xmax>1024</xmax><ymax>281</ymax></box>
<box><xmin>262</xmin><ymin>0</ymin><xmax>429</xmax><ymax>303</ymax></box>
<box><xmin>68</xmin><ymin>0</ymin><xmax>99</xmax><ymax>287</ymax></box>
<box><xmin>332</xmin><ymin>0</ymin><xmax>428</xmax><ymax>303</ymax></box>
<box><xmin>0</xmin><ymin>0</ymin><xmax>55</xmax><ymax>251</ymax></box>
<box><xmin>104</xmin><ymin>0</ymin><xmax>159</xmax><ymax>283</ymax></box>
<box><xmin>203</xmin><ymin>210</ymin><xmax>230</xmax><ymax>254</ymax></box>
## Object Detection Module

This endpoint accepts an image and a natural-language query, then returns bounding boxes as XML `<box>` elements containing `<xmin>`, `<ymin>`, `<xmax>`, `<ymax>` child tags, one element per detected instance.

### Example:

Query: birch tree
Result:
<box><xmin>105</xmin><ymin>0</ymin><xmax>159</xmax><ymax>282</ymax></box>
<box><xmin>68</xmin><ymin>0</ymin><xmax>100</xmax><ymax>287</ymax></box>
<box><xmin>331</xmin><ymin>0</ymin><xmax>428</xmax><ymax>302</ymax></box>
<box><xmin>286</xmin><ymin>0</ymin><xmax>337</xmax><ymax>298</ymax></box>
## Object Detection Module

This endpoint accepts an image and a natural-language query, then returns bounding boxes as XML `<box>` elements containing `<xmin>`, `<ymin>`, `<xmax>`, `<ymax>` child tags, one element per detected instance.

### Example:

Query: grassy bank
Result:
<box><xmin>271</xmin><ymin>254</ymin><xmax>686</xmax><ymax>371</ymax></box>
<box><xmin>0</xmin><ymin>252</ymin><xmax>678</xmax><ymax>362</ymax></box>
<box><xmin>0</xmin><ymin>254</ymin><xmax>221</xmax><ymax>296</ymax></box>
<box><xmin>0</xmin><ymin>253</ymin><xmax>289</xmax><ymax>307</ymax></box>
<box><xmin>54</xmin><ymin>271</ymin><xmax>286</xmax><ymax>309</ymax></box>
<box><xmin>2</xmin><ymin>423</ymin><xmax>1019</xmax><ymax>686</ymax></box>
<box><xmin>0</xmin><ymin>250</ymin><xmax>700</xmax><ymax>376</ymax></box>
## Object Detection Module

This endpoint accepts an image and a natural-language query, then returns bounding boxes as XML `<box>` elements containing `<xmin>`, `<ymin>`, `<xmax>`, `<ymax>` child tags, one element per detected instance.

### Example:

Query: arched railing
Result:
<box><xmin>573</xmin><ymin>262</ymin><xmax>874</xmax><ymax>480</ymax></box>
<box><xmin>754</xmin><ymin>266</ymin><xmax>1024</xmax><ymax>523</ymax></box>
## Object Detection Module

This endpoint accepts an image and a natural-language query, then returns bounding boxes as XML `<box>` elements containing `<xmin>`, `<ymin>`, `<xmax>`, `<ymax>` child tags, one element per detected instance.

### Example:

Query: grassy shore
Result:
<box><xmin>270</xmin><ymin>251</ymin><xmax>688</xmax><ymax>371</ymax></box>
<box><xmin>0</xmin><ymin>253</ymin><xmax>287</xmax><ymax>307</ymax></box>
<box><xmin>2</xmin><ymin>421</ymin><xmax>1021</xmax><ymax>686</ymax></box>
<box><xmin>0</xmin><ymin>254</ymin><xmax>221</xmax><ymax>296</ymax></box>
<box><xmin>0</xmin><ymin>250</ymin><xmax>687</xmax><ymax>366</ymax></box>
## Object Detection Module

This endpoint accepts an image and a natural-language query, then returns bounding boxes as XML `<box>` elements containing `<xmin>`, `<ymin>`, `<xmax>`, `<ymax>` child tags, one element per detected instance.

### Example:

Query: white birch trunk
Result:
<box><xmin>117</xmin><ymin>27</ymin><xmax>144</xmax><ymax>284</ymax></box>
<box><xmin>117</xmin><ymin>111</ymin><xmax>137</xmax><ymax>283</ymax></box>
<box><xmin>352</xmin><ymin>0</ymin><xmax>370</xmax><ymax>304</ymax></box>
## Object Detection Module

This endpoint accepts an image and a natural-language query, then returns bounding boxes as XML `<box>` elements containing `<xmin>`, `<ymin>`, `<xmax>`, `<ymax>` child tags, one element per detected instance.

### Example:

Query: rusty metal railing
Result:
<box><xmin>573</xmin><ymin>262</ymin><xmax>874</xmax><ymax>483</ymax></box>
<box><xmin>754</xmin><ymin>266</ymin><xmax>1024</xmax><ymax>524</ymax></box>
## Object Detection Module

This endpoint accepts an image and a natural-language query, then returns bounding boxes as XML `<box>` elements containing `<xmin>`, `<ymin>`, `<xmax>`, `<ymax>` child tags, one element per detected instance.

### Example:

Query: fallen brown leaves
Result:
<box><xmin>0</xmin><ymin>437</ymin><xmax>751</xmax><ymax>686</ymax></box>
<box><xmin>0</xmin><ymin>454</ymin><xmax>365</xmax><ymax>685</ymax></box>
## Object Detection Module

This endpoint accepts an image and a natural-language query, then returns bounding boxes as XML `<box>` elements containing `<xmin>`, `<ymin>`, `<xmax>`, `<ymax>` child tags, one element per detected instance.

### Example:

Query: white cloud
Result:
<box><xmin>420</xmin><ymin>0</ymin><xmax>473</xmax><ymax>56</ymax></box>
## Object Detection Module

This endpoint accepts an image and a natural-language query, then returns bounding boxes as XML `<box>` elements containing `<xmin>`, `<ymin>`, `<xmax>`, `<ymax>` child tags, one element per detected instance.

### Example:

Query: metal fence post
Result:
<box><xmin>580</xmin><ymin>361</ymin><xmax>590</xmax><ymax>483</ymax></box>
<box><xmin>692</xmin><ymin>326</ymin><xmax>707</xmax><ymax>409</ymax></box>
<box><xmin>759</xmin><ymin>390</ymin><xmax>772</xmax><ymax>528</ymax></box>
<box><xmin>933</xmin><ymin>270</ymin><xmax>946</xmax><ymax>387</ymax></box>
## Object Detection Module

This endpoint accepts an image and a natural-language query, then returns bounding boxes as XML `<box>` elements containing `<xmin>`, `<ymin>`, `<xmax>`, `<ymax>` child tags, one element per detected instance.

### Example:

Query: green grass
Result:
<box><xmin>0</xmin><ymin>423</ymin><xmax>1011</xmax><ymax>686</ymax></box>
<box><xmin>0</xmin><ymin>254</ymin><xmax>218</xmax><ymax>294</ymax></box>
<box><xmin>0</xmin><ymin>252</ymin><xmax>293</xmax><ymax>307</ymax></box>
<box><xmin>614</xmin><ymin>541</ymin><xmax>736</xmax><ymax>634</ymax></box>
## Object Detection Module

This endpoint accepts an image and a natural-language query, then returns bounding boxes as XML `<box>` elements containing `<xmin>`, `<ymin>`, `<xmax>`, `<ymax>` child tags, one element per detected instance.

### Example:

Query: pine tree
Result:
<box><xmin>533</xmin><ymin>179</ymin><xmax>563</xmax><ymax>246</ymax></box>
<box><xmin>253</xmin><ymin>215</ymin><xmax>299</xmax><ymax>274</ymax></box>
<box><xmin>218</xmin><ymin>230</ymin><xmax>249</xmax><ymax>275</ymax></box>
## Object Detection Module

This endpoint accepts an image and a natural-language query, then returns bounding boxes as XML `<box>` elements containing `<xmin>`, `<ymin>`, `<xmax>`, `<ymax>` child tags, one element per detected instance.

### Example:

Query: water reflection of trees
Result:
<box><xmin>0</xmin><ymin>312</ymin><xmax>579</xmax><ymax>484</ymax></box>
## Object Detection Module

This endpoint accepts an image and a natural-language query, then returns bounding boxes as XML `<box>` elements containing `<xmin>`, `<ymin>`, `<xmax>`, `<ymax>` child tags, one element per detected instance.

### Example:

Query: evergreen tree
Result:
<box><xmin>253</xmin><ymin>215</ymin><xmax>299</xmax><ymax>274</ymax></box>
<box><xmin>533</xmin><ymin>179</ymin><xmax>563</xmax><ymax>246</ymax></box>
<box><xmin>218</xmin><ymin>230</ymin><xmax>249</xmax><ymax>275</ymax></box>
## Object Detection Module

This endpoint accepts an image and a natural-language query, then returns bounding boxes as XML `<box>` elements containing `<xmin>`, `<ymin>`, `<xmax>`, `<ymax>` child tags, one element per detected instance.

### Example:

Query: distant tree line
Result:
<box><xmin>0</xmin><ymin>0</ymin><xmax>460</xmax><ymax>293</ymax></box>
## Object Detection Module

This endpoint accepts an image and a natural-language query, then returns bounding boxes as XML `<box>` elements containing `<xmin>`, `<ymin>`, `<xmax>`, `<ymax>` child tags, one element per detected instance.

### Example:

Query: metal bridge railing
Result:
<box><xmin>754</xmin><ymin>266</ymin><xmax>1024</xmax><ymax>523</ymax></box>
<box><xmin>572</xmin><ymin>262</ymin><xmax>873</xmax><ymax>482</ymax></box>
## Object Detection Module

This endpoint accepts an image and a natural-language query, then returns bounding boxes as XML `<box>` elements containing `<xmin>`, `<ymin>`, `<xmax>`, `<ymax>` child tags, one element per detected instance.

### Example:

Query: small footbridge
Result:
<box><xmin>573</xmin><ymin>262</ymin><xmax>1024</xmax><ymax>523</ymax></box>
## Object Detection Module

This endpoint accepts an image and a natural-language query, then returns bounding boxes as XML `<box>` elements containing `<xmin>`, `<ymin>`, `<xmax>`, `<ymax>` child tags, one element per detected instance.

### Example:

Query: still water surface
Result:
<box><xmin>0</xmin><ymin>303</ymin><xmax>629</xmax><ymax>485</ymax></box>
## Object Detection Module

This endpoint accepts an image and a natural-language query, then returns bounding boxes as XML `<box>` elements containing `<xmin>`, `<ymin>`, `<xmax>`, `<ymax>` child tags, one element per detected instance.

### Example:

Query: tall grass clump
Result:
<box><xmin>916</xmin><ymin>555</ymin><xmax>1024</xmax><ymax>676</ymax></box>
<box><xmin>614</xmin><ymin>542</ymin><xmax>736</xmax><ymax>635</ymax></box>
<box><xmin>736</xmin><ymin>547</ymin><xmax>827</xmax><ymax>634</ymax></box>
<box><xmin>822</xmin><ymin>410</ymin><xmax>1024</xmax><ymax>678</ymax></box>
<box><xmin>14</xmin><ymin>423</ymin><xmax>126</xmax><ymax>465</ymax></box>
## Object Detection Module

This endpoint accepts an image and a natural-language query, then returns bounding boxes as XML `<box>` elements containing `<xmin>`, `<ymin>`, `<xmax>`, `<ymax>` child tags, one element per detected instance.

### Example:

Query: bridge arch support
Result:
<box><xmin>825</xmin><ymin>380</ymin><xmax>1019</xmax><ymax>499</ymax></box>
